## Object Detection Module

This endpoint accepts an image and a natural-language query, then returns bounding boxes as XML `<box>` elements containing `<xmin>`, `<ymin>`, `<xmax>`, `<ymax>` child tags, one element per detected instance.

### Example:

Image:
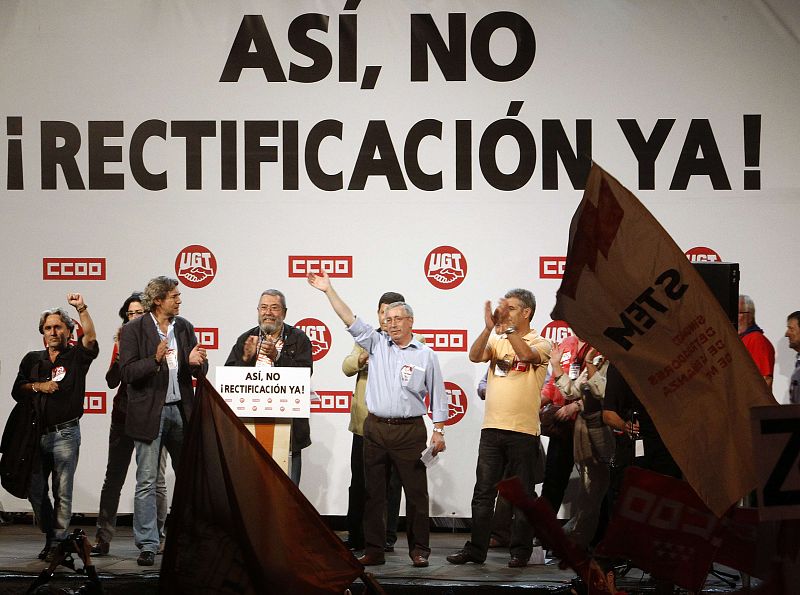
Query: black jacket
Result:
<box><xmin>119</xmin><ymin>314</ymin><xmax>207</xmax><ymax>442</ymax></box>
<box><xmin>225</xmin><ymin>324</ymin><xmax>313</xmax><ymax>451</ymax></box>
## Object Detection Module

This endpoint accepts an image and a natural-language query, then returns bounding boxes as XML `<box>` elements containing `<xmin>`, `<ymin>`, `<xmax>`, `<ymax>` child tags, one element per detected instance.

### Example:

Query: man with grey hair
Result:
<box><xmin>308</xmin><ymin>271</ymin><xmax>447</xmax><ymax>568</ymax></box>
<box><xmin>448</xmin><ymin>288</ymin><xmax>550</xmax><ymax>568</ymax></box>
<box><xmin>11</xmin><ymin>294</ymin><xmax>98</xmax><ymax>561</ymax></box>
<box><xmin>119</xmin><ymin>276</ymin><xmax>207</xmax><ymax>566</ymax></box>
<box><xmin>225</xmin><ymin>289</ymin><xmax>313</xmax><ymax>485</ymax></box>
<box><xmin>738</xmin><ymin>294</ymin><xmax>775</xmax><ymax>389</ymax></box>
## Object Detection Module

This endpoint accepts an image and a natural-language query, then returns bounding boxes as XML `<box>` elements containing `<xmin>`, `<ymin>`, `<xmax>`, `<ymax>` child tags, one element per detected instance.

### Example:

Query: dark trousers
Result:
<box><xmin>541</xmin><ymin>423</ymin><xmax>575</xmax><ymax>515</ymax></box>
<box><xmin>363</xmin><ymin>415</ymin><xmax>429</xmax><ymax>560</ymax></box>
<box><xmin>465</xmin><ymin>429</ymin><xmax>540</xmax><ymax>562</ymax></box>
<box><xmin>346</xmin><ymin>434</ymin><xmax>403</xmax><ymax>549</ymax></box>
<box><xmin>96</xmin><ymin>420</ymin><xmax>135</xmax><ymax>543</ymax></box>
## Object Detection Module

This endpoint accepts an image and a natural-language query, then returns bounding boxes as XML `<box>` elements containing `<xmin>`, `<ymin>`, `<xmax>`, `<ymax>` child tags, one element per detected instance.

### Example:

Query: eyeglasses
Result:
<box><xmin>383</xmin><ymin>316</ymin><xmax>411</xmax><ymax>325</ymax></box>
<box><xmin>259</xmin><ymin>305</ymin><xmax>284</xmax><ymax>313</ymax></box>
<box><xmin>127</xmin><ymin>310</ymin><xmax>145</xmax><ymax>317</ymax></box>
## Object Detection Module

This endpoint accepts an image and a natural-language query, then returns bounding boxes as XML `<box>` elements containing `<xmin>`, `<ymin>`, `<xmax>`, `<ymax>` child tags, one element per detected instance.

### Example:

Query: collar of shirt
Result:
<box><xmin>387</xmin><ymin>335</ymin><xmax>422</xmax><ymax>350</ymax></box>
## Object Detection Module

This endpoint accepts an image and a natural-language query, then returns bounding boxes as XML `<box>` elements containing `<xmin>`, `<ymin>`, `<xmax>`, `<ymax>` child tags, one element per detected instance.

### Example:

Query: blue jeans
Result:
<box><xmin>134</xmin><ymin>405</ymin><xmax>183</xmax><ymax>553</ymax></box>
<box><xmin>29</xmin><ymin>422</ymin><xmax>81</xmax><ymax>543</ymax></box>
<box><xmin>96</xmin><ymin>420</ymin><xmax>168</xmax><ymax>544</ymax></box>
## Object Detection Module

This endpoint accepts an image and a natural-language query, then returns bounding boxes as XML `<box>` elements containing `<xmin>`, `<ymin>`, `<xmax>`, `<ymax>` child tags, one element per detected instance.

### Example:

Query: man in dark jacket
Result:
<box><xmin>11</xmin><ymin>294</ymin><xmax>98</xmax><ymax>560</ymax></box>
<box><xmin>119</xmin><ymin>276</ymin><xmax>207</xmax><ymax>566</ymax></box>
<box><xmin>225</xmin><ymin>289</ymin><xmax>312</xmax><ymax>485</ymax></box>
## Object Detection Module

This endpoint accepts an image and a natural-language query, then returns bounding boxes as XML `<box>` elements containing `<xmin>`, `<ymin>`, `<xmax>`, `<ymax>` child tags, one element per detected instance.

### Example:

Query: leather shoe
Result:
<box><xmin>37</xmin><ymin>544</ymin><xmax>51</xmax><ymax>560</ymax></box>
<box><xmin>411</xmin><ymin>554</ymin><xmax>429</xmax><ymax>568</ymax></box>
<box><xmin>91</xmin><ymin>541</ymin><xmax>110</xmax><ymax>556</ymax></box>
<box><xmin>446</xmin><ymin>550</ymin><xmax>483</xmax><ymax>565</ymax></box>
<box><xmin>137</xmin><ymin>551</ymin><xmax>156</xmax><ymax>566</ymax></box>
<box><xmin>508</xmin><ymin>556</ymin><xmax>529</xmax><ymax>568</ymax></box>
<box><xmin>357</xmin><ymin>553</ymin><xmax>385</xmax><ymax>566</ymax></box>
<box><xmin>384</xmin><ymin>542</ymin><xmax>395</xmax><ymax>553</ymax></box>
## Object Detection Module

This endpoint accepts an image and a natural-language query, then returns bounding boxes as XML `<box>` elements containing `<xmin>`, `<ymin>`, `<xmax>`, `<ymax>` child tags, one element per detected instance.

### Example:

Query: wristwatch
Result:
<box><xmin>504</xmin><ymin>327</ymin><xmax>516</xmax><ymax>335</ymax></box>
<box><xmin>433</xmin><ymin>427</ymin><xmax>445</xmax><ymax>436</ymax></box>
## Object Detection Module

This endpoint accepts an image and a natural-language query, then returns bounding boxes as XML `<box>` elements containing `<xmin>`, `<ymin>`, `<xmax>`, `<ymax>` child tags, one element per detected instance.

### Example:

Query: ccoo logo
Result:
<box><xmin>43</xmin><ymin>258</ymin><xmax>106</xmax><ymax>280</ymax></box>
<box><xmin>413</xmin><ymin>329</ymin><xmax>468</xmax><ymax>352</ymax></box>
<box><xmin>288</xmin><ymin>256</ymin><xmax>353</xmax><ymax>278</ymax></box>
<box><xmin>194</xmin><ymin>327</ymin><xmax>219</xmax><ymax>350</ymax></box>
<box><xmin>541</xmin><ymin>320</ymin><xmax>574</xmax><ymax>344</ymax></box>
<box><xmin>539</xmin><ymin>256</ymin><xmax>566</xmax><ymax>279</ymax></box>
<box><xmin>295</xmin><ymin>317</ymin><xmax>332</xmax><ymax>361</ymax></box>
<box><xmin>84</xmin><ymin>392</ymin><xmax>106</xmax><ymax>414</ymax></box>
<box><xmin>425</xmin><ymin>381</ymin><xmax>468</xmax><ymax>426</ymax></box>
<box><xmin>176</xmin><ymin>245</ymin><xmax>217</xmax><ymax>289</ymax></box>
<box><xmin>424</xmin><ymin>246</ymin><xmax>467</xmax><ymax>290</ymax></box>
<box><xmin>311</xmin><ymin>390</ymin><xmax>352</xmax><ymax>413</ymax></box>
<box><xmin>685</xmin><ymin>246</ymin><xmax>722</xmax><ymax>263</ymax></box>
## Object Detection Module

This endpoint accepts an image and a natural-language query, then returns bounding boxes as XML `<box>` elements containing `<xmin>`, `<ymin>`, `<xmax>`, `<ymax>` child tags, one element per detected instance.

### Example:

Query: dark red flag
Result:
<box><xmin>498</xmin><ymin>477</ymin><xmax>620</xmax><ymax>595</ymax></box>
<box><xmin>159</xmin><ymin>377</ymin><xmax>365</xmax><ymax>594</ymax></box>
<box><xmin>596</xmin><ymin>466</ymin><xmax>727</xmax><ymax>592</ymax></box>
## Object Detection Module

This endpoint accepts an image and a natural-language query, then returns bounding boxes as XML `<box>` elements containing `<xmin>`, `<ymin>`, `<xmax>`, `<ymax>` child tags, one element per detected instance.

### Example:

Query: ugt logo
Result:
<box><xmin>541</xmin><ymin>320</ymin><xmax>574</xmax><ymax>344</ymax></box>
<box><xmin>685</xmin><ymin>246</ymin><xmax>722</xmax><ymax>263</ymax></box>
<box><xmin>175</xmin><ymin>245</ymin><xmax>217</xmax><ymax>289</ymax></box>
<box><xmin>425</xmin><ymin>381</ymin><xmax>468</xmax><ymax>426</ymax></box>
<box><xmin>424</xmin><ymin>246</ymin><xmax>467</xmax><ymax>290</ymax></box>
<box><xmin>295</xmin><ymin>317</ymin><xmax>331</xmax><ymax>361</ymax></box>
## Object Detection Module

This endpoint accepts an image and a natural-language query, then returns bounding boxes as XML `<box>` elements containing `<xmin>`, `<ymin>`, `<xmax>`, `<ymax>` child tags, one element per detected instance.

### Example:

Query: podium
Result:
<box><xmin>215</xmin><ymin>366</ymin><xmax>310</xmax><ymax>476</ymax></box>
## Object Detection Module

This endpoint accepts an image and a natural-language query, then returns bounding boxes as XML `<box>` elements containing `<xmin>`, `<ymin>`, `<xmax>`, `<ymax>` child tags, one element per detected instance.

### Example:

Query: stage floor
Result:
<box><xmin>0</xmin><ymin>523</ymin><xmax>745</xmax><ymax>594</ymax></box>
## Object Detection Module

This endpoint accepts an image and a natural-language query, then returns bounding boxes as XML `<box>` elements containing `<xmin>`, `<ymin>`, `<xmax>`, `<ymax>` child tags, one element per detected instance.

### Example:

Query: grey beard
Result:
<box><xmin>260</xmin><ymin>320</ymin><xmax>280</xmax><ymax>335</ymax></box>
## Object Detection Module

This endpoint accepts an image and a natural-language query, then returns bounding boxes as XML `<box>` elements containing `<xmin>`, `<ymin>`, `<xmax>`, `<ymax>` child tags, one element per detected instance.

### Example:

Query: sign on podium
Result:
<box><xmin>215</xmin><ymin>366</ymin><xmax>310</xmax><ymax>476</ymax></box>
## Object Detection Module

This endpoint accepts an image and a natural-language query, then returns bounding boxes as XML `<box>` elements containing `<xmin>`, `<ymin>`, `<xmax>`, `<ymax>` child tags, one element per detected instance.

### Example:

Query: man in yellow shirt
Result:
<box><xmin>447</xmin><ymin>289</ymin><xmax>550</xmax><ymax>568</ymax></box>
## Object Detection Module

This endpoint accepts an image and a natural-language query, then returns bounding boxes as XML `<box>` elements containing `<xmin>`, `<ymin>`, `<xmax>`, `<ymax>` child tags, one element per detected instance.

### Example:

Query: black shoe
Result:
<box><xmin>508</xmin><ymin>556</ymin><xmax>529</xmax><ymax>568</ymax></box>
<box><xmin>37</xmin><ymin>544</ymin><xmax>51</xmax><ymax>560</ymax></box>
<box><xmin>44</xmin><ymin>545</ymin><xmax>58</xmax><ymax>563</ymax></box>
<box><xmin>343</xmin><ymin>539</ymin><xmax>364</xmax><ymax>551</ymax></box>
<box><xmin>91</xmin><ymin>541</ymin><xmax>110</xmax><ymax>556</ymax></box>
<box><xmin>384</xmin><ymin>543</ymin><xmax>395</xmax><ymax>553</ymax></box>
<box><xmin>446</xmin><ymin>550</ymin><xmax>483</xmax><ymax>565</ymax></box>
<box><xmin>137</xmin><ymin>550</ymin><xmax>156</xmax><ymax>566</ymax></box>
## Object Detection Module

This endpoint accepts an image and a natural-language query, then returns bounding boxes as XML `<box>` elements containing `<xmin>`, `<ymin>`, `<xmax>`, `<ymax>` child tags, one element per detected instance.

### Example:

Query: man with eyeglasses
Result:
<box><xmin>225</xmin><ymin>289</ymin><xmax>313</xmax><ymax>485</ymax></box>
<box><xmin>738</xmin><ymin>295</ymin><xmax>775</xmax><ymax>389</ymax></box>
<box><xmin>10</xmin><ymin>294</ymin><xmax>98</xmax><ymax>561</ymax></box>
<box><xmin>308</xmin><ymin>271</ymin><xmax>447</xmax><ymax>569</ymax></box>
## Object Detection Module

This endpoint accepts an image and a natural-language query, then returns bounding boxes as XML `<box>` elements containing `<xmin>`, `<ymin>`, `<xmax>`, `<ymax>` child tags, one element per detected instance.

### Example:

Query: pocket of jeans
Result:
<box><xmin>58</xmin><ymin>426</ymin><xmax>80</xmax><ymax>441</ymax></box>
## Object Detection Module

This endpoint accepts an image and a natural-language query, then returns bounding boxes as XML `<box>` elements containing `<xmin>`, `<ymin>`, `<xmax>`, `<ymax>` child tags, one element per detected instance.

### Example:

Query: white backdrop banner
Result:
<box><xmin>1</xmin><ymin>1</ymin><xmax>799</xmax><ymax>516</ymax></box>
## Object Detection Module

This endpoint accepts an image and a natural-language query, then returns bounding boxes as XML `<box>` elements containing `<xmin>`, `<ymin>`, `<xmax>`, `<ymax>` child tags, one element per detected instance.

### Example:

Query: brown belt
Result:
<box><xmin>369</xmin><ymin>413</ymin><xmax>422</xmax><ymax>425</ymax></box>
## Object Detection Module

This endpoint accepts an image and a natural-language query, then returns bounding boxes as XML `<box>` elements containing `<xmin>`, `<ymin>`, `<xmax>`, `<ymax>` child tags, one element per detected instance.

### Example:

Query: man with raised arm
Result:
<box><xmin>447</xmin><ymin>289</ymin><xmax>550</xmax><ymax>568</ymax></box>
<box><xmin>12</xmin><ymin>294</ymin><xmax>98</xmax><ymax>561</ymax></box>
<box><xmin>308</xmin><ymin>271</ymin><xmax>447</xmax><ymax>568</ymax></box>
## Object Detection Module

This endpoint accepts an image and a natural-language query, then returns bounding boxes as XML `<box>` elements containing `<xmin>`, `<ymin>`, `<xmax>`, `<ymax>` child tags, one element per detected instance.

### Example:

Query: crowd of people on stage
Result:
<box><xmin>6</xmin><ymin>272</ymin><xmax>800</xmax><ymax>570</ymax></box>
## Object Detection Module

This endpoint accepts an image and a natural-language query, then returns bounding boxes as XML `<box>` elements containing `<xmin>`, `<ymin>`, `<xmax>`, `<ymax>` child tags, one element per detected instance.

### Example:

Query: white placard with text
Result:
<box><xmin>215</xmin><ymin>367</ymin><xmax>310</xmax><ymax>419</ymax></box>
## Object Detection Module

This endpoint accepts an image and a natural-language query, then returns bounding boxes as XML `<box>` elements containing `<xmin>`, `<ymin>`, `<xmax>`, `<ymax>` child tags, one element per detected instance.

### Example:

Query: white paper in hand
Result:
<box><xmin>420</xmin><ymin>445</ymin><xmax>441</xmax><ymax>468</ymax></box>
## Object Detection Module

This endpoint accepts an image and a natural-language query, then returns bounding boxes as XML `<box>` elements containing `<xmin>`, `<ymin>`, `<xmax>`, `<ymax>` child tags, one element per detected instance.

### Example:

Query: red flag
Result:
<box><xmin>551</xmin><ymin>163</ymin><xmax>777</xmax><ymax>516</ymax></box>
<box><xmin>498</xmin><ymin>478</ymin><xmax>620</xmax><ymax>595</ymax></box>
<box><xmin>596</xmin><ymin>466</ymin><xmax>729</xmax><ymax>591</ymax></box>
<box><xmin>159</xmin><ymin>377</ymin><xmax>365</xmax><ymax>594</ymax></box>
